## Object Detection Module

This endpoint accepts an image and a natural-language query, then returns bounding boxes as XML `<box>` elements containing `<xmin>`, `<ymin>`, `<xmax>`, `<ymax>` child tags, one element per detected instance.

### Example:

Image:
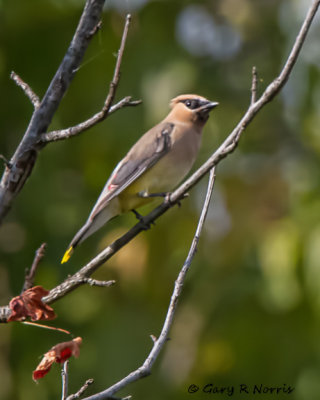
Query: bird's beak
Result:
<box><xmin>202</xmin><ymin>101</ymin><xmax>219</xmax><ymax>112</ymax></box>
<box><xmin>197</xmin><ymin>101</ymin><xmax>219</xmax><ymax>117</ymax></box>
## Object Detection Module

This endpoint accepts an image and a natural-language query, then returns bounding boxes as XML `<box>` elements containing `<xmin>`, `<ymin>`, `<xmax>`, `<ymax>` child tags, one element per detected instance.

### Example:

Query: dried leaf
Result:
<box><xmin>33</xmin><ymin>337</ymin><xmax>82</xmax><ymax>381</ymax></box>
<box><xmin>32</xmin><ymin>350</ymin><xmax>56</xmax><ymax>380</ymax></box>
<box><xmin>8</xmin><ymin>285</ymin><xmax>56</xmax><ymax>322</ymax></box>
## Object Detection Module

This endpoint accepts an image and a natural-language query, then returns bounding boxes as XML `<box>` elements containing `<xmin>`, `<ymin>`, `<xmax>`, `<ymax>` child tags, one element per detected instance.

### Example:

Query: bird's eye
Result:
<box><xmin>184</xmin><ymin>99</ymin><xmax>199</xmax><ymax>109</ymax></box>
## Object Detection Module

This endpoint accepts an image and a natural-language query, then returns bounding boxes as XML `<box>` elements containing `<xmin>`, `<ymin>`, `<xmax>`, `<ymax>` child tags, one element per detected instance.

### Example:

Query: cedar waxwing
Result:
<box><xmin>61</xmin><ymin>94</ymin><xmax>218</xmax><ymax>263</ymax></box>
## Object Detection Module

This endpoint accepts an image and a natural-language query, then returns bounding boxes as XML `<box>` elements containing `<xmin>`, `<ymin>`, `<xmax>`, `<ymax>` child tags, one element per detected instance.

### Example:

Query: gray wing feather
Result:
<box><xmin>90</xmin><ymin>122</ymin><xmax>174</xmax><ymax>218</ymax></box>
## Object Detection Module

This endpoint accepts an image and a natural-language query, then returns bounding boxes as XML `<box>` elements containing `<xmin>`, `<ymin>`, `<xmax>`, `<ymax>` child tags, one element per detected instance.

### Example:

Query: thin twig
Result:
<box><xmin>42</xmin><ymin>97</ymin><xmax>141</xmax><ymax>143</ymax></box>
<box><xmin>21</xmin><ymin>321</ymin><xmax>70</xmax><ymax>335</ymax></box>
<box><xmin>61</xmin><ymin>361</ymin><xmax>69</xmax><ymax>400</ymax></box>
<box><xmin>250</xmin><ymin>66</ymin><xmax>258</xmax><ymax>105</ymax></box>
<box><xmin>10</xmin><ymin>71</ymin><xmax>40</xmax><ymax>109</ymax></box>
<box><xmin>102</xmin><ymin>14</ymin><xmax>132</xmax><ymax>114</ymax></box>
<box><xmin>41</xmin><ymin>14</ymin><xmax>135</xmax><ymax>143</ymax></box>
<box><xmin>22</xmin><ymin>243</ymin><xmax>47</xmax><ymax>292</ymax></box>
<box><xmin>82</xmin><ymin>169</ymin><xmax>216</xmax><ymax>400</ymax></box>
<box><xmin>66</xmin><ymin>378</ymin><xmax>94</xmax><ymax>400</ymax></box>
<box><xmin>262</xmin><ymin>0</ymin><xmax>320</xmax><ymax>101</ymax></box>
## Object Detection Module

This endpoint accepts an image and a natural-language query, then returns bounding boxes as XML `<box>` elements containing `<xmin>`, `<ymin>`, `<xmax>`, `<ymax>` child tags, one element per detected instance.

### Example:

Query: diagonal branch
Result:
<box><xmin>82</xmin><ymin>168</ymin><xmax>216</xmax><ymax>400</ymax></box>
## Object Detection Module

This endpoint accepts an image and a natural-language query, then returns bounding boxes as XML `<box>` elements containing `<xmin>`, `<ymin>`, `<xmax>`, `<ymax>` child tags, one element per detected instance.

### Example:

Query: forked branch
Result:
<box><xmin>1</xmin><ymin>0</ymin><xmax>318</xmax><ymax>321</ymax></box>
<box><xmin>82</xmin><ymin>168</ymin><xmax>216</xmax><ymax>400</ymax></box>
<box><xmin>0</xmin><ymin>0</ymin><xmax>138</xmax><ymax>223</ymax></box>
<box><xmin>0</xmin><ymin>2</ymin><xmax>319</xmax><ymax>398</ymax></box>
<box><xmin>44</xmin><ymin>0</ymin><xmax>320</xmax><ymax>308</ymax></box>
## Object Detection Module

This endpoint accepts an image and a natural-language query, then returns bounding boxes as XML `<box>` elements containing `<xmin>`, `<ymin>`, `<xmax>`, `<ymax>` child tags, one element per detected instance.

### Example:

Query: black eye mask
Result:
<box><xmin>183</xmin><ymin>99</ymin><xmax>201</xmax><ymax>109</ymax></box>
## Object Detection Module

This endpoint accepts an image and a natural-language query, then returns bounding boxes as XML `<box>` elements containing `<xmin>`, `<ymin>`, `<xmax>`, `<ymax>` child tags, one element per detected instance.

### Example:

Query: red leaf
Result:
<box><xmin>32</xmin><ymin>350</ymin><xmax>56</xmax><ymax>381</ymax></box>
<box><xmin>33</xmin><ymin>368</ymin><xmax>52</xmax><ymax>380</ymax></box>
<box><xmin>56</xmin><ymin>347</ymin><xmax>72</xmax><ymax>363</ymax></box>
<box><xmin>8</xmin><ymin>285</ymin><xmax>56</xmax><ymax>322</ymax></box>
<box><xmin>33</xmin><ymin>337</ymin><xmax>82</xmax><ymax>381</ymax></box>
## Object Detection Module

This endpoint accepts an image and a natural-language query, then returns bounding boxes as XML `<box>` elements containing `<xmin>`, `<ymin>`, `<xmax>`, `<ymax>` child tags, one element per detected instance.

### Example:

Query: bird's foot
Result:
<box><xmin>139</xmin><ymin>190</ymin><xmax>182</xmax><ymax>208</ymax></box>
<box><xmin>132</xmin><ymin>209</ymin><xmax>154</xmax><ymax>230</ymax></box>
<box><xmin>138</xmin><ymin>190</ymin><xmax>189</xmax><ymax>207</ymax></box>
<box><xmin>139</xmin><ymin>190</ymin><xmax>176</xmax><ymax>206</ymax></box>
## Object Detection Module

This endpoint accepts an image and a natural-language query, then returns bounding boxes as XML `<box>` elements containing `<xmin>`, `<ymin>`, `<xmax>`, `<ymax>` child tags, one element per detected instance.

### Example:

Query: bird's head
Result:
<box><xmin>169</xmin><ymin>94</ymin><xmax>219</xmax><ymax>125</ymax></box>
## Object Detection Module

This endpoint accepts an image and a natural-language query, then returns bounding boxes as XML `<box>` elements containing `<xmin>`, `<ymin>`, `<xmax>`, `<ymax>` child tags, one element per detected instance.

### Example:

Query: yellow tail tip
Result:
<box><xmin>61</xmin><ymin>246</ymin><xmax>73</xmax><ymax>264</ymax></box>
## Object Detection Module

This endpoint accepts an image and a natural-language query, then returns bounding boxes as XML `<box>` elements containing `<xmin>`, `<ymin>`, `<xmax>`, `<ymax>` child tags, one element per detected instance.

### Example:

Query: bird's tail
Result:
<box><xmin>61</xmin><ymin>201</ymin><xmax>120</xmax><ymax>264</ymax></box>
<box><xmin>61</xmin><ymin>221</ymin><xmax>93</xmax><ymax>264</ymax></box>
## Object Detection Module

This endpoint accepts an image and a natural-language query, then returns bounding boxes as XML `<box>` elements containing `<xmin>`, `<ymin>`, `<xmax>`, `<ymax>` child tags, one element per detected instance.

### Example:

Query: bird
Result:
<box><xmin>61</xmin><ymin>94</ymin><xmax>218</xmax><ymax>263</ymax></box>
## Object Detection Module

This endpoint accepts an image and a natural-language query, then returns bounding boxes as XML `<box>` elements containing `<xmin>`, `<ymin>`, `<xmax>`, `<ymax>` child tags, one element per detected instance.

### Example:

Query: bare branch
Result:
<box><xmin>109</xmin><ymin>97</ymin><xmax>142</xmax><ymax>113</ymax></box>
<box><xmin>66</xmin><ymin>379</ymin><xmax>94</xmax><ymax>400</ymax></box>
<box><xmin>42</xmin><ymin>96</ymin><xmax>141</xmax><ymax>143</ymax></box>
<box><xmin>102</xmin><ymin>14</ymin><xmax>132</xmax><ymax>114</ymax></box>
<box><xmin>81</xmin><ymin>168</ymin><xmax>216</xmax><ymax>400</ymax></box>
<box><xmin>61</xmin><ymin>361</ymin><xmax>69</xmax><ymax>400</ymax></box>
<box><xmin>263</xmin><ymin>0</ymin><xmax>320</xmax><ymax>102</ymax></box>
<box><xmin>10</xmin><ymin>71</ymin><xmax>40</xmax><ymax>109</ymax></box>
<box><xmin>22</xmin><ymin>243</ymin><xmax>47</xmax><ymax>292</ymax></box>
<box><xmin>0</xmin><ymin>0</ymin><xmax>106</xmax><ymax>223</ymax></box>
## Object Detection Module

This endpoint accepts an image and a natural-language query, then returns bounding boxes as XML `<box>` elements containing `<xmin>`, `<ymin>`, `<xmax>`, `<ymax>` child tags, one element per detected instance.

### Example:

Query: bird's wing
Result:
<box><xmin>89</xmin><ymin>122</ymin><xmax>174</xmax><ymax>219</ymax></box>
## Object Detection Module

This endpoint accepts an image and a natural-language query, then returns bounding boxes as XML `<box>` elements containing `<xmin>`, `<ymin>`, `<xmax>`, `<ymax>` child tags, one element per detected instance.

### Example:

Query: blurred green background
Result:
<box><xmin>1</xmin><ymin>0</ymin><xmax>320</xmax><ymax>399</ymax></box>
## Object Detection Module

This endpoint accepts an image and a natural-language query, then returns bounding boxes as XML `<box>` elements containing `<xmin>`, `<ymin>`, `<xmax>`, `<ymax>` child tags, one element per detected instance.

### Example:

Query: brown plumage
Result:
<box><xmin>61</xmin><ymin>94</ymin><xmax>218</xmax><ymax>263</ymax></box>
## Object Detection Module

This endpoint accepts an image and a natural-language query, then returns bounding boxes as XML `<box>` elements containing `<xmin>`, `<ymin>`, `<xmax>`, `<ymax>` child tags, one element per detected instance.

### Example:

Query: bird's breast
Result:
<box><xmin>118</xmin><ymin>127</ymin><xmax>202</xmax><ymax>212</ymax></box>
